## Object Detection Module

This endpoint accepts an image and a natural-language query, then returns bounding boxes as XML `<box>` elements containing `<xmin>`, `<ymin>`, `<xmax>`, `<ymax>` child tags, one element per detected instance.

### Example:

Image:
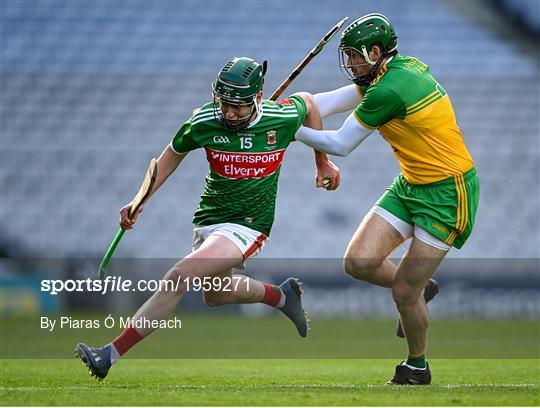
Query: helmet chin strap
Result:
<box><xmin>254</xmin><ymin>100</ymin><xmax>263</xmax><ymax>118</ymax></box>
<box><xmin>360</xmin><ymin>45</ymin><xmax>378</xmax><ymax>65</ymax></box>
<box><xmin>353</xmin><ymin>46</ymin><xmax>386</xmax><ymax>86</ymax></box>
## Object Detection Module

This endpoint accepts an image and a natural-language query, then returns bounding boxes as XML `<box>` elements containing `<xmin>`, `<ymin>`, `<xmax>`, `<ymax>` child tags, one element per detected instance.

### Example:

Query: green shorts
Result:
<box><xmin>375</xmin><ymin>167</ymin><xmax>480</xmax><ymax>249</ymax></box>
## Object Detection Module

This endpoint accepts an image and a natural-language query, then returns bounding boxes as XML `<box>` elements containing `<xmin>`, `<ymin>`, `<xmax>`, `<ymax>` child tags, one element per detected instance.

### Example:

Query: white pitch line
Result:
<box><xmin>1</xmin><ymin>384</ymin><xmax>537</xmax><ymax>392</ymax></box>
<box><xmin>438</xmin><ymin>384</ymin><xmax>538</xmax><ymax>388</ymax></box>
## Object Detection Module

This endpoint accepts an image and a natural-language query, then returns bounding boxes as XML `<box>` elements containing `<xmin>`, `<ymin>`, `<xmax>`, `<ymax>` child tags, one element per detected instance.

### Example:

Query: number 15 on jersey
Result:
<box><xmin>240</xmin><ymin>137</ymin><xmax>252</xmax><ymax>150</ymax></box>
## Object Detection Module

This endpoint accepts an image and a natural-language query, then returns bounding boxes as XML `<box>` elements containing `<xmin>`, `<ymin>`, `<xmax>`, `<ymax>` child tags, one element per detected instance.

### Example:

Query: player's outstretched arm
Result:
<box><xmin>120</xmin><ymin>146</ymin><xmax>187</xmax><ymax>230</ymax></box>
<box><xmin>294</xmin><ymin>92</ymin><xmax>341</xmax><ymax>190</ymax></box>
<box><xmin>295</xmin><ymin>112</ymin><xmax>375</xmax><ymax>157</ymax></box>
<box><xmin>148</xmin><ymin>145</ymin><xmax>187</xmax><ymax>199</ymax></box>
<box><xmin>314</xmin><ymin>84</ymin><xmax>362</xmax><ymax>119</ymax></box>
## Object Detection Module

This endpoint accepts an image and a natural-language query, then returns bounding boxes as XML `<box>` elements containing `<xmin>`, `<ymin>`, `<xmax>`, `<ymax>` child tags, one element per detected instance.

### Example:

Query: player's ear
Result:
<box><xmin>256</xmin><ymin>90</ymin><xmax>263</xmax><ymax>103</ymax></box>
<box><xmin>369</xmin><ymin>45</ymin><xmax>382</xmax><ymax>62</ymax></box>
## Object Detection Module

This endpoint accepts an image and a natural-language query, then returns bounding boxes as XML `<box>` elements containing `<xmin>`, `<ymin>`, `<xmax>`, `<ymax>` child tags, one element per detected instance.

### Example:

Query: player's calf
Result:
<box><xmin>201</xmin><ymin>277</ymin><xmax>310</xmax><ymax>337</ymax></box>
<box><xmin>203</xmin><ymin>290</ymin><xmax>237</xmax><ymax>307</ymax></box>
<box><xmin>396</xmin><ymin>279</ymin><xmax>439</xmax><ymax>338</ymax></box>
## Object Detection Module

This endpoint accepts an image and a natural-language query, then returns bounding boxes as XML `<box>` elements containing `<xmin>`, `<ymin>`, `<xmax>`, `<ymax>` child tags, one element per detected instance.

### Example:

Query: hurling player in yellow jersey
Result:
<box><xmin>296</xmin><ymin>13</ymin><xmax>480</xmax><ymax>385</ymax></box>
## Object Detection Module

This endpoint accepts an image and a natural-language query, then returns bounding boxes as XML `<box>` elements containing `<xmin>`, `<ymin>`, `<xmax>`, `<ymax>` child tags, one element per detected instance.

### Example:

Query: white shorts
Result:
<box><xmin>192</xmin><ymin>223</ymin><xmax>268</xmax><ymax>269</ymax></box>
<box><xmin>371</xmin><ymin>206</ymin><xmax>451</xmax><ymax>251</ymax></box>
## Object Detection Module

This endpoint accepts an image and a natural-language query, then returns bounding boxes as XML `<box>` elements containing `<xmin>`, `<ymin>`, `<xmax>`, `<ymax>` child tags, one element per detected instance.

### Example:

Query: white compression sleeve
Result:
<box><xmin>314</xmin><ymin>84</ymin><xmax>362</xmax><ymax>118</ymax></box>
<box><xmin>295</xmin><ymin>112</ymin><xmax>375</xmax><ymax>157</ymax></box>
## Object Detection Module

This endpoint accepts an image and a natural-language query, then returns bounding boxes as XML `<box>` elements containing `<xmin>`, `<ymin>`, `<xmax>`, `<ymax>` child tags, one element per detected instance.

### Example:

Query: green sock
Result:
<box><xmin>406</xmin><ymin>355</ymin><xmax>427</xmax><ymax>369</ymax></box>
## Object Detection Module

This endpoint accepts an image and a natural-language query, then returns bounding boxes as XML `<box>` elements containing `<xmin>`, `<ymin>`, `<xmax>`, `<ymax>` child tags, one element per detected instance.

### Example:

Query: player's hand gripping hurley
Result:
<box><xmin>270</xmin><ymin>17</ymin><xmax>347</xmax><ymax>190</ymax></box>
<box><xmin>98</xmin><ymin>158</ymin><xmax>158</xmax><ymax>278</ymax></box>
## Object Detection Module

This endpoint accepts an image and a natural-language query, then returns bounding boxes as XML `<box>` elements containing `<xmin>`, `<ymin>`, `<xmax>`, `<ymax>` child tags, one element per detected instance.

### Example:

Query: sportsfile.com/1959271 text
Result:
<box><xmin>40</xmin><ymin>276</ymin><xmax>250</xmax><ymax>295</ymax></box>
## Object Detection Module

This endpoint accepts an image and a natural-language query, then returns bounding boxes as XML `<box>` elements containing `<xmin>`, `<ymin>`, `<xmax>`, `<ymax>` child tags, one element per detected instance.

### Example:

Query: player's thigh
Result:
<box><xmin>193</xmin><ymin>223</ymin><xmax>267</xmax><ymax>268</ymax></box>
<box><xmin>168</xmin><ymin>235</ymin><xmax>244</xmax><ymax>282</ymax></box>
<box><xmin>345</xmin><ymin>176</ymin><xmax>414</xmax><ymax>261</ymax></box>
<box><xmin>345</xmin><ymin>210</ymin><xmax>407</xmax><ymax>261</ymax></box>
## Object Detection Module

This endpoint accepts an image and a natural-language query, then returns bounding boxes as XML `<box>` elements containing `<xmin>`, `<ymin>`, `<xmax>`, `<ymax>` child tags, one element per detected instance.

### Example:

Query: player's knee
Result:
<box><xmin>392</xmin><ymin>281</ymin><xmax>420</xmax><ymax>309</ymax></box>
<box><xmin>343</xmin><ymin>256</ymin><xmax>383</xmax><ymax>281</ymax></box>
<box><xmin>163</xmin><ymin>264</ymin><xmax>189</xmax><ymax>294</ymax></box>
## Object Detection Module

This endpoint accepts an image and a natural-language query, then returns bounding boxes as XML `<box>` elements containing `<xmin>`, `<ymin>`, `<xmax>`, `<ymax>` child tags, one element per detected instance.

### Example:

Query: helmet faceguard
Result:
<box><xmin>213</xmin><ymin>90</ymin><xmax>259</xmax><ymax>131</ymax></box>
<box><xmin>212</xmin><ymin>57</ymin><xmax>267</xmax><ymax>130</ymax></box>
<box><xmin>339</xmin><ymin>47</ymin><xmax>376</xmax><ymax>86</ymax></box>
<box><xmin>338</xmin><ymin>13</ymin><xmax>398</xmax><ymax>86</ymax></box>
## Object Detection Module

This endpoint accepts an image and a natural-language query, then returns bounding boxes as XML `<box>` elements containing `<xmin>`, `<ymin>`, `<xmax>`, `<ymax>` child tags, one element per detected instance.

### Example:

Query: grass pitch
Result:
<box><xmin>1</xmin><ymin>315</ymin><xmax>539</xmax><ymax>405</ymax></box>
<box><xmin>1</xmin><ymin>359</ymin><xmax>538</xmax><ymax>406</ymax></box>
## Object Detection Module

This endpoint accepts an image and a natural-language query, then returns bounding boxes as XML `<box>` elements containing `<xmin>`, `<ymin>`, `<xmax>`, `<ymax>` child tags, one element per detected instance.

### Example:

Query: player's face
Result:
<box><xmin>215</xmin><ymin>91</ymin><xmax>262</xmax><ymax>130</ymax></box>
<box><xmin>219</xmin><ymin>101</ymin><xmax>254</xmax><ymax>123</ymax></box>
<box><xmin>344</xmin><ymin>49</ymin><xmax>371</xmax><ymax>76</ymax></box>
<box><xmin>217</xmin><ymin>99</ymin><xmax>255</xmax><ymax>130</ymax></box>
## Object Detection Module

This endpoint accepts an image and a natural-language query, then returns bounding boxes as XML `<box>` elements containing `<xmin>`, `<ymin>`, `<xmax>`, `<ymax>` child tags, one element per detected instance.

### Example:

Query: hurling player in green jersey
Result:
<box><xmin>295</xmin><ymin>14</ymin><xmax>479</xmax><ymax>385</ymax></box>
<box><xmin>75</xmin><ymin>57</ymin><xmax>341</xmax><ymax>380</ymax></box>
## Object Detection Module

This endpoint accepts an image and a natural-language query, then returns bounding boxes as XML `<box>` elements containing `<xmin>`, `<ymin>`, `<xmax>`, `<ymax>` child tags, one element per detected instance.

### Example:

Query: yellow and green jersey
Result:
<box><xmin>171</xmin><ymin>96</ymin><xmax>308</xmax><ymax>236</ymax></box>
<box><xmin>355</xmin><ymin>54</ymin><xmax>474</xmax><ymax>184</ymax></box>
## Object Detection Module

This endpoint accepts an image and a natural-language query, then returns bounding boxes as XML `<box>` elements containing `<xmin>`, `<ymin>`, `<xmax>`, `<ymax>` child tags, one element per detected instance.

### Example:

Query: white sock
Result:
<box><xmin>401</xmin><ymin>361</ymin><xmax>427</xmax><ymax>371</ymax></box>
<box><xmin>276</xmin><ymin>288</ymin><xmax>286</xmax><ymax>309</ymax></box>
<box><xmin>107</xmin><ymin>343</ymin><xmax>120</xmax><ymax>365</ymax></box>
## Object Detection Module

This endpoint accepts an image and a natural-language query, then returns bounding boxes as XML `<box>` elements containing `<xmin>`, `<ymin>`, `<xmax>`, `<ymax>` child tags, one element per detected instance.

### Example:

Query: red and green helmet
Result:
<box><xmin>339</xmin><ymin>13</ymin><xmax>398</xmax><ymax>85</ymax></box>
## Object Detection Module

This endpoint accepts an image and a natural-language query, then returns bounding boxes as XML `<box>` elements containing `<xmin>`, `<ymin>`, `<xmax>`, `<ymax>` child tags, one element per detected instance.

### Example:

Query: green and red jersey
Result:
<box><xmin>170</xmin><ymin>96</ymin><xmax>308</xmax><ymax>236</ymax></box>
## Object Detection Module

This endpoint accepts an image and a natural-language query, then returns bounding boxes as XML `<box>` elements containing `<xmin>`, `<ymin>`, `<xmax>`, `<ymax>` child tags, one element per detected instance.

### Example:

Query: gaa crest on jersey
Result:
<box><xmin>266</xmin><ymin>130</ymin><xmax>277</xmax><ymax>145</ymax></box>
<box><xmin>213</xmin><ymin>135</ymin><xmax>230</xmax><ymax>144</ymax></box>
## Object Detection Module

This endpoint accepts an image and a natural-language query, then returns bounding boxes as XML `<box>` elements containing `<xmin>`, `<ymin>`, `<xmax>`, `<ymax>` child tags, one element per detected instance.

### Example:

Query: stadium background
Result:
<box><xmin>1</xmin><ymin>0</ymin><xmax>539</xmax><ymax>348</ymax></box>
